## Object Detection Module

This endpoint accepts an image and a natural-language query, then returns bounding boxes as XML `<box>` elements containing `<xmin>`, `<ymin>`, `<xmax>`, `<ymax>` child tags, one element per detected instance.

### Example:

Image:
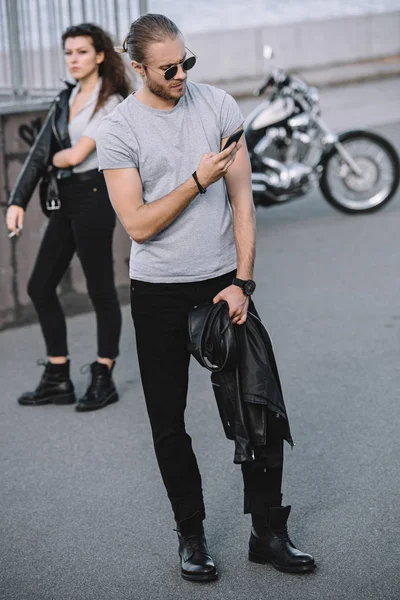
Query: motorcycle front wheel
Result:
<box><xmin>320</xmin><ymin>130</ymin><xmax>399</xmax><ymax>214</ymax></box>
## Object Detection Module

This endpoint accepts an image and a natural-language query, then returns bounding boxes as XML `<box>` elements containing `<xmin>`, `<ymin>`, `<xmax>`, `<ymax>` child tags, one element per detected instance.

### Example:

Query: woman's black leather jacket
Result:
<box><xmin>8</xmin><ymin>82</ymin><xmax>75</xmax><ymax>210</ymax></box>
<box><xmin>188</xmin><ymin>300</ymin><xmax>293</xmax><ymax>464</ymax></box>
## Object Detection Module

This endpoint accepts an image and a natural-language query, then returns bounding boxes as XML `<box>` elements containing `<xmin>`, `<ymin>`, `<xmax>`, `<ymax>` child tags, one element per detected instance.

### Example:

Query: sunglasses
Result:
<box><xmin>143</xmin><ymin>48</ymin><xmax>197</xmax><ymax>81</ymax></box>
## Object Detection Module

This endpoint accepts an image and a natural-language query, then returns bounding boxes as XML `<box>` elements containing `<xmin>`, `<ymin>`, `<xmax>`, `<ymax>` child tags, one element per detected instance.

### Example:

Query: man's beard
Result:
<box><xmin>146</xmin><ymin>75</ymin><xmax>186</xmax><ymax>102</ymax></box>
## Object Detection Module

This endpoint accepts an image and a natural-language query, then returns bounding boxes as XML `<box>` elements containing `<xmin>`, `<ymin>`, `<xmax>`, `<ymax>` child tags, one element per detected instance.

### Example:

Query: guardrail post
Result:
<box><xmin>139</xmin><ymin>0</ymin><xmax>148</xmax><ymax>16</ymax></box>
<box><xmin>5</xmin><ymin>0</ymin><xmax>25</xmax><ymax>97</ymax></box>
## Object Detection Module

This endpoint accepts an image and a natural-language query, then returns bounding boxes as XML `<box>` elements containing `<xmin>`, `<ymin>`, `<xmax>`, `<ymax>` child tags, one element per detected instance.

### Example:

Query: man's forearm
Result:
<box><xmin>231</xmin><ymin>197</ymin><xmax>256</xmax><ymax>280</ymax></box>
<box><xmin>224</xmin><ymin>146</ymin><xmax>256</xmax><ymax>280</ymax></box>
<box><xmin>128</xmin><ymin>176</ymin><xmax>200</xmax><ymax>243</ymax></box>
<box><xmin>106</xmin><ymin>147</ymin><xmax>237</xmax><ymax>244</ymax></box>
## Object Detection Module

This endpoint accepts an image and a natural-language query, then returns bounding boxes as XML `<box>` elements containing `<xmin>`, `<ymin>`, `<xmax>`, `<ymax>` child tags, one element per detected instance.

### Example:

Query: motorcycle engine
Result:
<box><xmin>256</xmin><ymin>126</ymin><xmax>311</xmax><ymax>163</ymax></box>
<box><xmin>253</xmin><ymin>127</ymin><xmax>318</xmax><ymax>196</ymax></box>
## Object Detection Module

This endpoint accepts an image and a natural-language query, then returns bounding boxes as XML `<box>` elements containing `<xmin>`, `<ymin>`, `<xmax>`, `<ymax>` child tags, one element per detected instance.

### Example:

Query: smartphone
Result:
<box><xmin>222</xmin><ymin>128</ymin><xmax>244</xmax><ymax>151</ymax></box>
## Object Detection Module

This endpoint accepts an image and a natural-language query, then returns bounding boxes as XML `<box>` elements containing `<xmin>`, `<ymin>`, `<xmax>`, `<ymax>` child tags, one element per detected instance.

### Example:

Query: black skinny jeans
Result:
<box><xmin>130</xmin><ymin>271</ymin><xmax>284</xmax><ymax>525</ymax></box>
<box><xmin>27</xmin><ymin>172</ymin><xmax>121</xmax><ymax>358</ymax></box>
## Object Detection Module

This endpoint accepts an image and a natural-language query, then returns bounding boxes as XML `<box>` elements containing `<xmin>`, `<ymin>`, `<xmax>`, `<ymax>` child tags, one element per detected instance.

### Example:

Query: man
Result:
<box><xmin>96</xmin><ymin>13</ymin><xmax>315</xmax><ymax>582</ymax></box>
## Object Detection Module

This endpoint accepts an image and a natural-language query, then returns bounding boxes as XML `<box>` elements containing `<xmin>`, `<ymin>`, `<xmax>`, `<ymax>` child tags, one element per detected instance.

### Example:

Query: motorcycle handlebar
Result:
<box><xmin>254</xmin><ymin>71</ymin><xmax>293</xmax><ymax>97</ymax></box>
<box><xmin>254</xmin><ymin>75</ymin><xmax>275</xmax><ymax>97</ymax></box>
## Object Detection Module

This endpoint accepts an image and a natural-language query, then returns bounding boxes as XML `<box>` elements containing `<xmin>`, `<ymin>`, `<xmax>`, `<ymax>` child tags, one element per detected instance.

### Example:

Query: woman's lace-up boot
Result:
<box><xmin>17</xmin><ymin>360</ymin><xmax>75</xmax><ymax>406</ymax></box>
<box><xmin>75</xmin><ymin>361</ymin><xmax>118</xmax><ymax>412</ymax></box>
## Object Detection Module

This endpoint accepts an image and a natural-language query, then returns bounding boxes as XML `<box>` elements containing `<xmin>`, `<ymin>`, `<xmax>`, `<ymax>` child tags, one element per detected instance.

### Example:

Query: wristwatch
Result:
<box><xmin>232</xmin><ymin>277</ymin><xmax>256</xmax><ymax>296</ymax></box>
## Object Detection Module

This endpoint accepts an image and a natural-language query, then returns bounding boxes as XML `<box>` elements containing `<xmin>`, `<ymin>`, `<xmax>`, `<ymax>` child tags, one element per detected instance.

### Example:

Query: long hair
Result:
<box><xmin>62</xmin><ymin>23</ymin><xmax>131</xmax><ymax>115</ymax></box>
<box><xmin>121</xmin><ymin>14</ymin><xmax>181</xmax><ymax>63</ymax></box>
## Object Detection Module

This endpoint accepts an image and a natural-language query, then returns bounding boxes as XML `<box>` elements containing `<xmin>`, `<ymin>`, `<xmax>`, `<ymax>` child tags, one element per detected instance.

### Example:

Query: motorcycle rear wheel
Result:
<box><xmin>320</xmin><ymin>130</ymin><xmax>399</xmax><ymax>214</ymax></box>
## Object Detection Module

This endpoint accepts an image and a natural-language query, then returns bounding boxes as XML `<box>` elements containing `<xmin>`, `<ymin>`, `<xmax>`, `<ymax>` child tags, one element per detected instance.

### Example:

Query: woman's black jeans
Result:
<box><xmin>130</xmin><ymin>271</ymin><xmax>284</xmax><ymax>527</ymax></box>
<box><xmin>27</xmin><ymin>172</ymin><xmax>121</xmax><ymax>359</ymax></box>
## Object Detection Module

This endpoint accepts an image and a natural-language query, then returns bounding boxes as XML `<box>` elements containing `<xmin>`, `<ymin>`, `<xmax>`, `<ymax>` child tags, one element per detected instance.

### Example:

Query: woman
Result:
<box><xmin>6</xmin><ymin>23</ymin><xmax>130</xmax><ymax>411</ymax></box>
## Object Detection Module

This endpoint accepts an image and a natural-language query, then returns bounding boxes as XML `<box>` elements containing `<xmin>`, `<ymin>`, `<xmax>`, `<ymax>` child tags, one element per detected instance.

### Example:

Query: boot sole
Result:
<box><xmin>18</xmin><ymin>392</ymin><xmax>76</xmax><ymax>406</ymax></box>
<box><xmin>249</xmin><ymin>551</ymin><xmax>316</xmax><ymax>573</ymax></box>
<box><xmin>181</xmin><ymin>570</ymin><xmax>218</xmax><ymax>582</ymax></box>
<box><xmin>75</xmin><ymin>392</ymin><xmax>119</xmax><ymax>412</ymax></box>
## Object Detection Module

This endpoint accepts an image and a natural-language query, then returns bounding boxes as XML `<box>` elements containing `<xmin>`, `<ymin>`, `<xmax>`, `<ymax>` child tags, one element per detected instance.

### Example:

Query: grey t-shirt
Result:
<box><xmin>96</xmin><ymin>81</ymin><xmax>244</xmax><ymax>283</ymax></box>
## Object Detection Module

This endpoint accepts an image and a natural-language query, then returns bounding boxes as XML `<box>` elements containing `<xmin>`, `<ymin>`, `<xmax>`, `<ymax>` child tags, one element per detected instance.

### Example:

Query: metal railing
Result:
<box><xmin>0</xmin><ymin>0</ymin><xmax>148</xmax><ymax>111</ymax></box>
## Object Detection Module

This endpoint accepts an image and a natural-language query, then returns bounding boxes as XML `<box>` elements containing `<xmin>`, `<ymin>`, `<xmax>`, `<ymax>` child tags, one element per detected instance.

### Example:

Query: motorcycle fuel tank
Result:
<box><xmin>245</xmin><ymin>97</ymin><xmax>296</xmax><ymax>131</ymax></box>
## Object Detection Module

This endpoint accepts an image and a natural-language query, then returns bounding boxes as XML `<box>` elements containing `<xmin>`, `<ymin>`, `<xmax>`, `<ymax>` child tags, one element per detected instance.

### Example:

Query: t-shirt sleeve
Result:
<box><xmin>82</xmin><ymin>95</ymin><xmax>121</xmax><ymax>141</ymax></box>
<box><xmin>219</xmin><ymin>92</ymin><xmax>244</xmax><ymax>139</ymax></box>
<box><xmin>95</xmin><ymin>115</ymin><xmax>138</xmax><ymax>171</ymax></box>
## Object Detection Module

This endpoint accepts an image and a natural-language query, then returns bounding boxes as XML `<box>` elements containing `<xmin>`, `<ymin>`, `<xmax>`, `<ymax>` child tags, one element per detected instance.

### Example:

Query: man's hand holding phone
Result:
<box><xmin>195</xmin><ymin>130</ymin><xmax>243</xmax><ymax>190</ymax></box>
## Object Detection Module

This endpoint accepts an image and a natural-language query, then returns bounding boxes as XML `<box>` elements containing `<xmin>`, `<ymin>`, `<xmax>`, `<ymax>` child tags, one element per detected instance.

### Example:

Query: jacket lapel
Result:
<box><xmin>55</xmin><ymin>82</ymin><xmax>76</xmax><ymax>148</ymax></box>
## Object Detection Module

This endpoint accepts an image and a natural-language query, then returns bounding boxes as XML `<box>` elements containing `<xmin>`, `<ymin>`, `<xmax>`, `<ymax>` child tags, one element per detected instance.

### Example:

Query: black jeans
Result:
<box><xmin>27</xmin><ymin>172</ymin><xmax>121</xmax><ymax>358</ymax></box>
<box><xmin>130</xmin><ymin>271</ymin><xmax>284</xmax><ymax>525</ymax></box>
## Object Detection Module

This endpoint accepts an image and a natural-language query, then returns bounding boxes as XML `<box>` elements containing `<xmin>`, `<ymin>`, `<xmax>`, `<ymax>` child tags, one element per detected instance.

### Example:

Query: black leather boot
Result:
<box><xmin>75</xmin><ymin>362</ymin><xmax>118</xmax><ymax>412</ymax></box>
<box><xmin>249</xmin><ymin>506</ymin><xmax>315</xmax><ymax>573</ymax></box>
<box><xmin>177</xmin><ymin>524</ymin><xmax>218</xmax><ymax>582</ymax></box>
<box><xmin>17</xmin><ymin>360</ymin><xmax>76</xmax><ymax>406</ymax></box>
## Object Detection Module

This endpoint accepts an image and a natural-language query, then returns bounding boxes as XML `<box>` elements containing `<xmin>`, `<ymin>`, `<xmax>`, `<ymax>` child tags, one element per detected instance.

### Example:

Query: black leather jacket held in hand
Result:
<box><xmin>8</xmin><ymin>82</ymin><xmax>75</xmax><ymax>210</ymax></box>
<box><xmin>188</xmin><ymin>300</ymin><xmax>293</xmax><ymax>464</ymax></box>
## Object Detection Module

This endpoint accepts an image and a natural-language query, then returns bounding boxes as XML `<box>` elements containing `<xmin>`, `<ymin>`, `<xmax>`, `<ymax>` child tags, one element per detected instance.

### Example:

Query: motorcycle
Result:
<box><xmin>246</xmin><ymin>47</ymin><xmax>400</xmax><ymax>214</ymax></box>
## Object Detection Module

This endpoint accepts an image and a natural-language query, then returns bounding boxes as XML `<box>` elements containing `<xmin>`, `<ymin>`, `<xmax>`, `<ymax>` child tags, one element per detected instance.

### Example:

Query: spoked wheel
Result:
<box><xmin>320</xmin><ymin>130</ymin><xmax>399</xmax><ymax>214</ymax></box>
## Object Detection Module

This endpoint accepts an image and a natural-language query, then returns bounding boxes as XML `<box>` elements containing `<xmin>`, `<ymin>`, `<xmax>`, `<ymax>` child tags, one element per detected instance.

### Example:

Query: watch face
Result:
<box><xmin>244</xmin><ymin>280</ymin><xmax>256</xmax><ymax>295</ymax></box>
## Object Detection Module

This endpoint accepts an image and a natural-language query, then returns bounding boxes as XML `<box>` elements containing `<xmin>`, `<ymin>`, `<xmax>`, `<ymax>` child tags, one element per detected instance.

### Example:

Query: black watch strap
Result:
<box><xmin>192</xmin><ymin>171</ymin><xmax>207</xmax><ymax>194</ymax></box>
<box><xmin>232</xmin><ymin>277</ymin><xmax>256</xmax><ymax>296</ymax></box>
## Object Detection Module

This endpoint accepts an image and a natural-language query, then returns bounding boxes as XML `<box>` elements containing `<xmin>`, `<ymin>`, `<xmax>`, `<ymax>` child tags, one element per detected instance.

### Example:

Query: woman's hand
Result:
<box><xmin>52</xmin><ymin>150</ymin><xmax>68</xmax><ymax>168</ymax></box>
<box><xmin>213</xmin><ymin>284</ymin><xmax>249</xmax><ymax>325</ymax></box>
<box><xmin>6</xmin><ymin>205</ymin><xmax>25</xmax><ymax>236</ymax></box>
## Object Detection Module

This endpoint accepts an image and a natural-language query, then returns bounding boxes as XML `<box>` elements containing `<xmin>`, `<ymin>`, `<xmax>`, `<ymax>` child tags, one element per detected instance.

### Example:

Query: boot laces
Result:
<box><xmin>36</xmin><ymin>358</ymin><xmax>61</xmax><ymax>385</ymax></box>
<box><xmin>80</xmin><ymin>363</ymin><xmax>91</xmax><ymax>375</ymax></box>
<box><xmin>35</xmin><ymin>359</ymin><xmax>48</xmax><ymax>386</ymax></box>
<box><xmin>185</xmin><ymin>535</ymin><xmax>206</xmax><ymax>553</ymax></box>
<box><xmin>80</xmin><ymin>363</ymin><xmax>108</xmax><ymax>396</ymax></box>
<box><xmin>274</xmin><ymin>525</ymin><xmax>296</xmax><ymax>548</ymax></box>
<box><xmin>174</xmin><ymin>529</ymin><xmax>206</xmax><ymax>553</ymax></box>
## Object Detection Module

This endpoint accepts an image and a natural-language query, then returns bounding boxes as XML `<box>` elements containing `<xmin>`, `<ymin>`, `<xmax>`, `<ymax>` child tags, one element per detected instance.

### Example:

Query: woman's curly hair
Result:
<box><xmin>62</xmin><ymin>23</ymin><xmax>131</xmax><ymax>115</ymax></box>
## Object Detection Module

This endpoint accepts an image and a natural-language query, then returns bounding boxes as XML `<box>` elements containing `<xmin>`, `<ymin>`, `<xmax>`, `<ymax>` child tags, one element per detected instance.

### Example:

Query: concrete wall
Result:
<box><xmin>186</xmin><ymin>11</ymin><xmax>400</xmax><ymax>87</ymax></box>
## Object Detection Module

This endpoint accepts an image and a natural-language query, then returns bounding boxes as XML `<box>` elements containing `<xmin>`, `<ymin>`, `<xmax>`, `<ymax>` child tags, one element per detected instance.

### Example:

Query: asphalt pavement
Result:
<box><xmin>1</xmin><ymin>83</ymin><xmax>400</xmax><ymax>600</ymax></box>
